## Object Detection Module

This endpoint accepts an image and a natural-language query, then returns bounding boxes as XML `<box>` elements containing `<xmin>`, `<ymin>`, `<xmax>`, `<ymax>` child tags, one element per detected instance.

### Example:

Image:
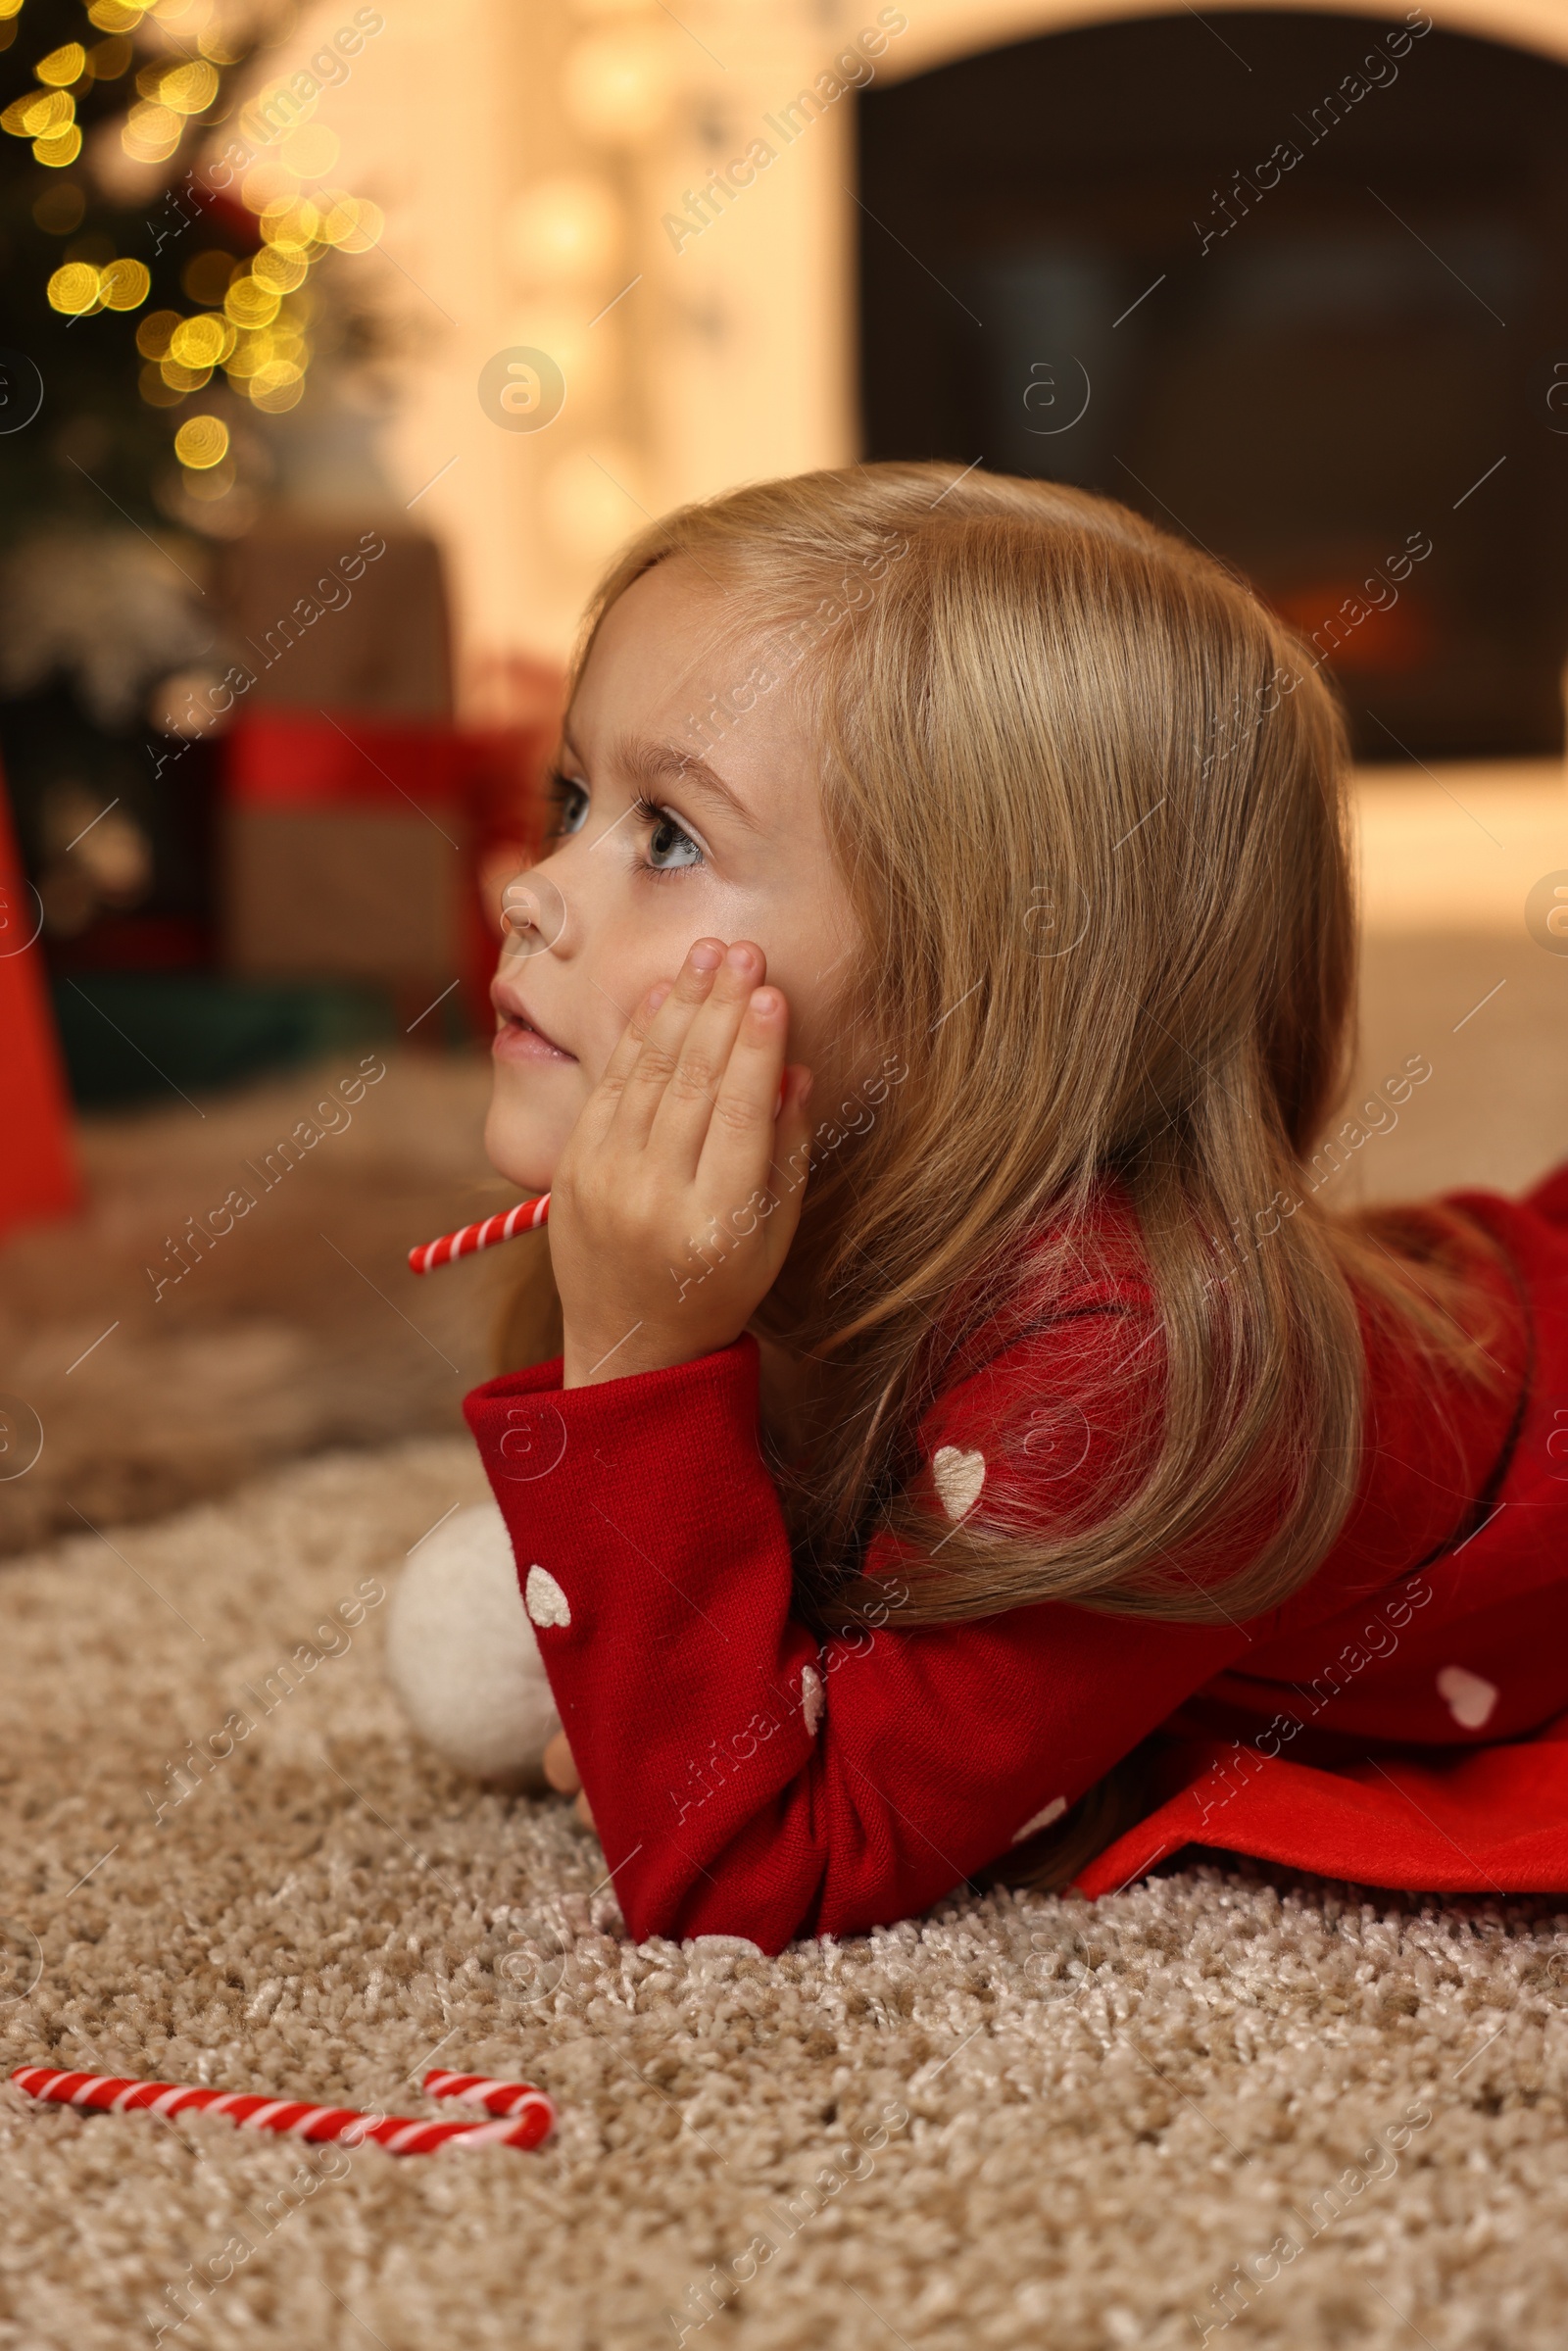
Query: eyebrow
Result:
<box><xmin>567</xmin><ymin>730</ymin><xmax>763</xmax><ymax>835</ymax></box>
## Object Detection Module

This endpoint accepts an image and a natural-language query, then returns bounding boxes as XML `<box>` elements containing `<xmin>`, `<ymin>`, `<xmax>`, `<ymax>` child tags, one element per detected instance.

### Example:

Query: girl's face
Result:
<box><xmin>485</xmin><ymin>557</ymin><xmax>863</xmax><ymax>1194</ymax></box>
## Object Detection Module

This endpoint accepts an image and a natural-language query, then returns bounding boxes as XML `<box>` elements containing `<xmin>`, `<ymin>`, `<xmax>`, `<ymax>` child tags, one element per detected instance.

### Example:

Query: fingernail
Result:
<box><xmin>690</xmin><ymin>942</ymin><xmax>723</xmax><ymax>971</ymax></box>
<box><xmin>724</xmin><ymin>942</ymin><xmax>755</xmax><ymax>972</ymax></box>
<box><xmin>751</xmin><ymin>987</ymin><xmax>779</xmax><ymax>1015</ymax></box>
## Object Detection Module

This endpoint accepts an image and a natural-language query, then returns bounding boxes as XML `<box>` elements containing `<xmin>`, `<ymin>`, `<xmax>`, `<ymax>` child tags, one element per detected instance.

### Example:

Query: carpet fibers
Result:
<box><xmin>1</xmin><ymin>1439</ymin><xmax>1565</xmax><ymax>2350</ymax></box>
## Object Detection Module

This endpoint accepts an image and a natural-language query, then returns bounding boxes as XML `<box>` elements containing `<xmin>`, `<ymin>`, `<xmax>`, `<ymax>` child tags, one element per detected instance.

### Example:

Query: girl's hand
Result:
<box><xmin>550</xmin><ymin>939</ymin><xmax>814</xmax><ymax>1388</ymax></box>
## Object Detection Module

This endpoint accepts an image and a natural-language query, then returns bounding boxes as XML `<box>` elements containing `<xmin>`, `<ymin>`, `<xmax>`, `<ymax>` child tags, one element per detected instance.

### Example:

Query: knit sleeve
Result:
<box><xmin>463</xmin><ymin>1302</ymin><xmax>1254</xmax><ymax>1955</ymax></box>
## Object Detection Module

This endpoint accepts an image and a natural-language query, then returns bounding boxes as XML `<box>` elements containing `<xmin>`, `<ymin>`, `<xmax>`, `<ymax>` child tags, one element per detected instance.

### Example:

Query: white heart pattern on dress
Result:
<box><xmin>1436</xmin><ymin>1664</ymin><xmax>1497</xmax><ymax>1729</ymax></box>
<box><xmin>523</xmin><ymin>1565</ymin><xmax>571</xmax><ymax>1630</ymax></box>
<box><xmin>1011</xmin><ymin>1794</ymin><xmax>1067</xmax><ymax>1845</ymax></box>
<box><xmin>931</xmin><ymin>1445</ymin><xmax>986</xmax><ymax>1522</ymax></box>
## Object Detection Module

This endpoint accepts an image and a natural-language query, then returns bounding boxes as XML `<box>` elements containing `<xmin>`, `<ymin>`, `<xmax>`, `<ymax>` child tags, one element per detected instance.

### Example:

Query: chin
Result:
<box><xmin>483</xmin><ymin>1096</ymin><xmax>559</xmax><ymax>1196</ymax></box>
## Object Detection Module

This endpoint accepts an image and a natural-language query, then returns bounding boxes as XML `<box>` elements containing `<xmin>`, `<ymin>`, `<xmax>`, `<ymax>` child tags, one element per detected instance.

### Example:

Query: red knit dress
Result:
<box><xmin>465</xmin><ymin>1162</ymin><xmax>1568</xmax><ymax>1955</ymax></box>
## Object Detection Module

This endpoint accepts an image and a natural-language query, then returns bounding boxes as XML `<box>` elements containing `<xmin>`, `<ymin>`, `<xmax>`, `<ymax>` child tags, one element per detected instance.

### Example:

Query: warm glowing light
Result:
<box><xmin>99</xmin><ymin>256</ymin><xmax>151</xmax><ymax>310</ymax></box>
<box><xmin>560</xmin><ymin>29</ymin><xmax>673</xmax><ymax>145</ymax></box>
<box><xmin>87</xmin><ymin>35</ymin><xmax>132</xmax><ymax>77</ymax></box>
<box><xmin>222</xmin><ymin>332</ymin><xmax>271</xmax><ymax>378</ymax></box>
<box><xmin>173</xmin><ymin>414</ymin><xmax>229</xmax><ymax>468</ymax></box>
<box><xmin>3</xmin><ymin>88</ymin><xmax>74</xmax><ymax>136</ymax></box>
<box><xmin>541</xmin><ymin>443</ymin><xmax>645</xmax><ymax>563</ymax></box>
<box><xmin>135</xmin><ymin>308</ymin><xmax>179</xmax><ymax>358</ymax></box>
<box><xmin>170</xmin><ymin>312</ymin><xmax>233</xmax><ymax>367</ymax></box>
<box><xmin>35</xmin><ymin>43</ymin><xmax>87</xmax><ymax>85</ymax></box>
<box><xmin>240</xmin><ymin>161</ymin><xmax>296</xmax><ymax>214</ymax></box>
<box><xmin>122</xmin><ymin>100</ymin><xmax>180</xmax><ymax>161</ymax></box>
<box><xmin>278</xmin><ymin>122</ymin><xmax>338</xmax><ymax>179</ymax></box>
<box><xmin>249</xmin><ymin>360</ymin><xmax>304</xmax><ymax>413</ymax></box>
<box><xmin>47</xmin><ymin>261</ymin><xmax>101</xmax><ymax>315</ymax></box>
<box><xmin>252</xmin><ymin>242</ymin><xmax>309</xmax><ymax>292</ymax></box>
<box><xmin>312</xmin><ymin>191</ymin><xmax>382</xmax><ymax>253</ymax></box>
<box><xmin>34</xmin><ymin>124</ymin><xmax>82</xmax><ymax>167</ymax></box>
<box><xmin>160</xmin><ymin>354</ymin><xmax>213</xmax><ymax>391</ymax></box>
<box><xmin>184</xmin><ymin>457</ymin><xmax>235</xmax><ymax>502</ymax></box>
<box><xmin>87</xmin><ymin>0</ymin><xmax>147</xmax><ymax>27</ymax></box>
<box><xmin>140</xmin><ymin>58</ymin><xmax>218</xmax><ymax>114</ymax></box>
<box><xmin>138</xmin><ymin>360</ymin><xmax>184</xmax><ymax>406</ymax></box>
<box><xmin>505</xmin><ymin>173</ymin><xmax>620</xmax><ymax>286</ymax></box>
<box><xmin>0</xmin><ymin>0</ymin><xmax>24</xmax><ymax>18</ymax></box>
<box><xmin>224</xmin><ymin>273</ymin><xmax>279</xmax><ymax>328</ymax></box>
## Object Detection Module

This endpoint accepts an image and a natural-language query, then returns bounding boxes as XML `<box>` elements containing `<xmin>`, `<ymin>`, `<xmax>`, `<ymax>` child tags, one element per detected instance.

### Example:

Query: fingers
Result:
<box><xmin>611</xmin><ymin>940</ymin><xmax>733</xmax><ymax>1151</ymax></box>
<box><xmin>589</xmin><ymin>977</ymin><xmax>675</xmax><ymax>1115</ymax></box>
<box><xmin>542</xmin><ymin>1731</ymin><xmax>580</xmax><ymax>1794</ymax></box>
<box><xmin>647</xmin><ymin>942</ymin><xmax>771</xmax><ymax>1168</ymax></box>
<box><xmin>692</xmin><ymin>983</ymin><xmax>794</xmax><ymax>1204</ymax></box>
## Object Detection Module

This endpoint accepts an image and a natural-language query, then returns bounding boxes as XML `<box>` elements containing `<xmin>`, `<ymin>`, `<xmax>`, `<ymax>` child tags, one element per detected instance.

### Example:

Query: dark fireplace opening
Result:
<box><xmin>858</xmin><ymin>9</ymin><xmax>1568</xmax><ymax>760</ymax></box>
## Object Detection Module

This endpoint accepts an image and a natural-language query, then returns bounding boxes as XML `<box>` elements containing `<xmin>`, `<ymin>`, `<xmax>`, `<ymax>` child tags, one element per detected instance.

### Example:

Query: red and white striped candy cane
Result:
<box><xmin>424</xmin><ymin>2069</ymin><xmax>547</xmax><ymax>2117</ymax></box>
<box><xmin>10</xmin><ymin>2067</ymin><xmax>555</xmax><ymax>2153</ymax></box>
<box><xmin>408</xmin><ymin>1194</ymin><xmax>550</xmax><ymax>1276</ymax></box>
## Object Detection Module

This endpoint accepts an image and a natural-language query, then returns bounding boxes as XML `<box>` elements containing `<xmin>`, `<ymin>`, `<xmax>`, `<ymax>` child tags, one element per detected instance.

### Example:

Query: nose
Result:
<box><xmin>500</xmin><ymin>869</ymin><xmax>568</xmax><ymax>961</ymax></box>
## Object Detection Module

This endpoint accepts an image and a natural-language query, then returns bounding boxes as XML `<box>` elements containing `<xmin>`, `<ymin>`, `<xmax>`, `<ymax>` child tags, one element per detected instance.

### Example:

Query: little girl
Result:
<box><xmin>461</xmin><ymin>460</ymin><xmax>1568</xmax><ymax>1956</ymax></box>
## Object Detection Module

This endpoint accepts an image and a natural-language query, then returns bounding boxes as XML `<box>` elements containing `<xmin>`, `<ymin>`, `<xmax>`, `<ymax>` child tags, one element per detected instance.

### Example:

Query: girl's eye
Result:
<box><xmin>635</xmin><ymin>793</ymin><xmax>704</xmax><ymax>876</ymax></box>
<box><xmin>544</xmin><ymin>771</ymin><xmax>589</xmax><ymax>839</ymax></box>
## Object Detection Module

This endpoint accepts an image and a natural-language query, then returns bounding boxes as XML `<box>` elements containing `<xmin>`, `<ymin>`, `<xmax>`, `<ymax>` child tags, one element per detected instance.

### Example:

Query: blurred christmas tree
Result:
<box><xmin>0</xmin><ymin>0</ymin><xmax>391</xmax><ymax>1024</ymax></box>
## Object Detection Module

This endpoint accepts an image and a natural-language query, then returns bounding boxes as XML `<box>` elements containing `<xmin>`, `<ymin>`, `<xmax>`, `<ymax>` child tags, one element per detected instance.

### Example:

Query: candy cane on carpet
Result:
<box><xmin>10</xmin><ymin>2067</ymin><xmax>555</xmax><ymax>2153</ymax></box>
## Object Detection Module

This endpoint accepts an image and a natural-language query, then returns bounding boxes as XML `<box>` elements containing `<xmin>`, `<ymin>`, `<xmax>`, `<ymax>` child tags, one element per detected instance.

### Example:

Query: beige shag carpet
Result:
<box><xmin>2</xmin><ymin>1436</ymin><xmax>1566</xmax><ymax>2351</ymax></box>
<box><xmin>0</xmin><ymin>1050</ymin><xmax>508</xmax><ymax>1558</ymax></box>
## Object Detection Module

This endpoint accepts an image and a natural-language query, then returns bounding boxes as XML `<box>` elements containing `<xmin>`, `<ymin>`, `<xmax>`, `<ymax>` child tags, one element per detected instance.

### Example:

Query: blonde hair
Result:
<box><xmin>502</xmin><ymin>463</ymin><xmax>1511</xmax><ymax>1661</ymax></box>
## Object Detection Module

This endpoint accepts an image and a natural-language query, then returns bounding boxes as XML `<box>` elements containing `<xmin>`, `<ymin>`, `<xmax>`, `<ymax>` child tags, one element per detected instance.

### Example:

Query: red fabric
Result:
<box><xmin>465</xmin><ymin>1167</ymin><xmax>1568</xmax><ymax>1954</ymax></box>
<box><xmin>0</xmin><ymin>770</ymin><xmax>80</xmax><ymax>1241</ymax></box>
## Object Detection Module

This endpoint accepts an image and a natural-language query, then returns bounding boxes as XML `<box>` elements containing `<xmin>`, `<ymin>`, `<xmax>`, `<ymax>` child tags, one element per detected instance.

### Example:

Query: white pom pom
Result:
<box><xmin>386</xmin><ymin>1501</ymin><xmax>561</xmax><ymax>1788</ymax></box>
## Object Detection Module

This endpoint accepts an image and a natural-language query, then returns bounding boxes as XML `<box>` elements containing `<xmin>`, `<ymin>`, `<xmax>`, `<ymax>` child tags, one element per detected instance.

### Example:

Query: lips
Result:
<box><xmin>490</xmin><ymin>978</ymin><xmax>576</xmax><ymax>1061</ymax></box>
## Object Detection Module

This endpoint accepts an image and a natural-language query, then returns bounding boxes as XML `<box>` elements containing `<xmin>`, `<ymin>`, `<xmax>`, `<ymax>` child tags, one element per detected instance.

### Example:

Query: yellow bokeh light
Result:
<box><xmin>170</xmin><ymin>312</ymin><xmax>233</xmax><ymax>367</ymax></box>
<box><xmin>47</xmin><ymin>261</ymin><xmax>101</xmax><ymax>315</ymax></box>
<box><xmin>310</xmin><ymin>190</ymin><xmax>383</xmax><ymax>254</ymax></box>
<box><xmin>122</xmin><ymin>100</ymin><xmax>179</xmax><ymax>161</ymax></box>
<box><xmin>135</xmin><ymin>308</ymin><xmax>180</xmax><ymax>358</ymax></box>
<box><xmin>560</xmin><ymin>29</ymin><xmax>673</xmax><ymax>146</ymax></box>
<box><xmin>34</xmin><ymin>124</ymin><xmax>83</xmax><ymax>167</ymax></box>
<box><xmin>160</xmin><ymin>354</ymin><xmax>213</xmax><ymax>391</ymax></box>
<box><xmin>0</xmin><ymin>0</ymin><xmax>24</xmax><ymax>18</ymax></box>
<box><xmin>224</xmin><ymin>274</ymin><xmax>279</xmax><ymax>328</ymax></box>
<box><xmin>259</xmin><ymin>203</ymin><xmax>318</xmax><ymax>255</ymax></box>
<box><xmin>3</xmin><ymin>87</ymin><xmax>74</xmax><ymax>136</ymax></box>
<box><xmin>87</xmin><ymin>36</ymin><xmax>132</xmax><ymax>78</ymax></box>
<box><xmin>87</xmin><ymin>1</ymin><xmax>147</xmax><ymax>29</ymax></box>
<box><xmin>144</xmin><ymin>59</ymin><xmax>218</xmax><ymax>115</ymax></box>
<box><xmin>223</xmin><ymin>333</ymin><xmax>272</xmax><ymax>379</ymax></box>
<box><xmin>252</xmin><ymin>242</ymin><xmax>309</xmax><ymax>292</ymax></box>
<box><xmin>505</xmin><ymin>174</ymin><xmax>620</xmax><ymax>286</ymax></box>
<box><xmin>240</xmin><ymin>161</ymin><xmax>297</xmax><ymax>215</ymax></box>
<box><xmin>35</xmin><ymin>43</ymin><xmax>87</xmax><ymax>86</ymax></box>
<box><xmin>173</xmin><ymin>414</ymin><xmax>229</xmax><ymax>469</ymax></box>
<box><xmin>278</xmin><ymin>122</ymin><xmax>338</xmax><ymax>179</ymax></box>
<box><xmin>249</xmin><ymin>360</ymin><xmax>305</xmax><ymax>413</ymax></box>
<box><xmin>99</xmin><ymin>257</ymin><xmax>151</xmax><ymax>310</ymax></box>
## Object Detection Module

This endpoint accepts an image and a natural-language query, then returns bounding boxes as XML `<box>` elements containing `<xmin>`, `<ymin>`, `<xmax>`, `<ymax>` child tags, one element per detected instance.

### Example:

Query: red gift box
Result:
<box><xmin>220</xmin><ymin>707</ymin><xmax>558</xmax><ymax>1035</ymax></box>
